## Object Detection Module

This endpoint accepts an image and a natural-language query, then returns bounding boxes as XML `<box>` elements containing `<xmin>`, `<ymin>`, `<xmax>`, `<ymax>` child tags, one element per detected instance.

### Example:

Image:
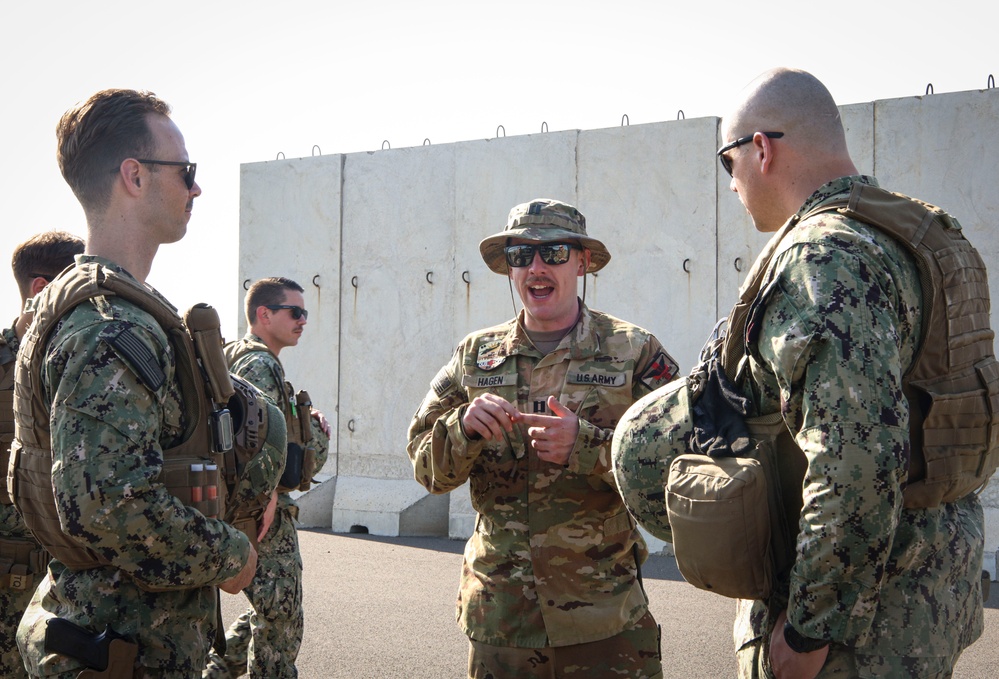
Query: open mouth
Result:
<box><xmin>528</xmin><ymin>284</ymin><xmax>554</xmax><ymax>300</ymax></box>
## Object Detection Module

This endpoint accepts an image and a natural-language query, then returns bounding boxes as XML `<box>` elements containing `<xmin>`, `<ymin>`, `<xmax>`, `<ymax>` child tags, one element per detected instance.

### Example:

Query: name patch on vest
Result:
<box><xmin>462</xmin><ymin>374</ymin><xmax>518</xmax><ymax>388</ymax></box>
<box><xmin>568</xmin><ymin>372</ymin><xmax>624</xmax><ymax>386</ymax></box>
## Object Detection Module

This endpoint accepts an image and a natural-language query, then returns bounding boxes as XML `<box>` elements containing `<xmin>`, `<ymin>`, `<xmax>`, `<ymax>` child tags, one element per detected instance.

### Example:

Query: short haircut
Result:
<box><xmin>11</xmin><ymin>231</ymin><xmax>85</xmax><ymax>300</ymax></box>
<box><xmin>245</xmin><ymin>277</ymin><xmax>305</xmax><ymax>326</ymax></box>
<box><xmin>56</xmin><ymin>89</ymin><xmax>172</xmax><ymax>214</ymax></box>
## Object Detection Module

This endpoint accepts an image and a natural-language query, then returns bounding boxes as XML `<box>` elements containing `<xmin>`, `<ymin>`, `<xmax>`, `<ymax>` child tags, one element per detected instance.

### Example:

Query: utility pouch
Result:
<box><xmin>292</xmin><ymin>390</ymin><xmax>316</xmax><ymax>491</ymax></box>
<box><xmin>279</xmin><ymin>443</ymin><xmax>304</xmax><ymax>492</ymax></box>
<box><xmin>0</xmin><ymin>536</ymin><xmax>47</xmax><ymax>590</ymax></box>
<box><xmin>300</xmin><ymin>445</ymin><xmax>316</xmax><ymax>492</ymax></box>
<box><xmin>296</xmin><ymin>390</ymin><xmax>313</xmax><ymax>444</ymax></box>
<box><xmin>666</xmin><ymin>412</ymin><xmax>799</xmax><ymax>600</ymax></box>
<box><xmin>160</xmin><ymin>456</ymin><xmax>221</xmax><ymax>519</ymax></box>
<box><xmin>184</xmin><ymin>304</ymin><xmax>235</xmax><ymax>405</ymax></box>
<box><xmin>231</xmin><ymin>515</ymin><xmax>259</xmax><ymax>551</ymax></box>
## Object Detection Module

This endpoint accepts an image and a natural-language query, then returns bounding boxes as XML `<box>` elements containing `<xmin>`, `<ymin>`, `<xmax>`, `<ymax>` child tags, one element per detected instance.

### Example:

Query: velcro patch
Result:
<box><xmin>567</xmin><ymin>371</ymin><xmax>626</xmax><ymax>387</ymax></box>
<box><xmin>431</xmin><ymin>366</ymin><xmax>455</xmax><ymax>397</ymax></box>
<box><xmin>461</xmin><ymin>373</ymin><xmax>518</xmax><ymax>389</ymax></box>
<box><xmin>638</xmin><ymin>350</ymin><xmax>679</xmax><ymax>391</ymax></box>
<box><xmin>476</xmin><ymin>340</ymin><xmax>507</xmax><ymax>371</ymax></box>
<box><xmin>109</xmin><ymin>328</ymin><xmax>166</xmax><ymax>391</ymax></box>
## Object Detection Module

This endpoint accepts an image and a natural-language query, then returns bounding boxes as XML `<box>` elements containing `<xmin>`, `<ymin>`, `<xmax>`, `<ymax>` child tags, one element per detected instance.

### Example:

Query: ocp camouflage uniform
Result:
<box><xmin>734</xmin><ymin>177</ymin><xmax>984</xmax><ymax>678</ymax></box>
<box><xmin>205</xmin><ymin>332</ymin><xmax>330</xmax><ymax>679</ymax></box>
<box><xmin>407</xmin><ymin>304</ymin><xmax>678</xmax><ymax>677</ymax></box>
<box><xmin>14</xmin><ymin>256</ymin><xmax>268</xmax><ymax>679</ymax></box>
<box><xmin>1</xmin><ymin>325</ymin><xmax>43</xmax><ymax>679</ymax></box>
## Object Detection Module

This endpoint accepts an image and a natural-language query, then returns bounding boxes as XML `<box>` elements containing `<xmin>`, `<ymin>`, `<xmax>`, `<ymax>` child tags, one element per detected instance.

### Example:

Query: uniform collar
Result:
<box><xmin>500</xmin><ymin>302</ymin><xmax>601</xmax><ymax>360</ymax></box>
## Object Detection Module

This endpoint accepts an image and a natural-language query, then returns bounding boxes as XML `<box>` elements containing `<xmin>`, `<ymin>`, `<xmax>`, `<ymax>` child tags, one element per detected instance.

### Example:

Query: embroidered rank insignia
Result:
<box><xmin>638</xmin><ymin>350</ymin><xmax>679</xmax><ymax>391</ymax></box>
<box><xmin>476</xmin><ymin>340</ymin><xmax>506</xmax><ymax>371</ymax></box>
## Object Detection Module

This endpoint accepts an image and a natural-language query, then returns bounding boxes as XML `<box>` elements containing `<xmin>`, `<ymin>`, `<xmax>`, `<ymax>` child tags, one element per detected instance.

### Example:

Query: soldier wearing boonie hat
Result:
<box><xmin>408</xmin><ymin>198</ymin><xmax>680</xmax><ymax>679</ymax></box>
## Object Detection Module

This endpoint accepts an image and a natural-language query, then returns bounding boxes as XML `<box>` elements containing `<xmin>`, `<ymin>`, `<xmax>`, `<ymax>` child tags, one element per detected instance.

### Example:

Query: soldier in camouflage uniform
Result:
<box><xmin>205</xmin><ymin>277</ymin><xmax>331</xmax><ymax>679</ymax></box>
<box><xmin>712</xmin><ymin>69</ymin><xmax>984</xmax><ymax>678</ymax></box>
<box><xmin>0</xmin><ymin>232</ymin><xmax>84</xmax><ymax>678</ymax></box>
<box><xmin>407</xmin><ymin>199</ymin><xmax>680</xmax><ymax>679</ymax></box>
<box><xmin>12</xmin><ymin>89</ymin><xmax>263</xmax><ymax>678</ymax></box>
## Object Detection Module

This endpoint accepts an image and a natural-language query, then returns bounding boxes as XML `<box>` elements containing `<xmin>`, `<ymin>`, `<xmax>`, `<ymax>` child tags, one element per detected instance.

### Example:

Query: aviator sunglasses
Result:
<box><xmin>110</xmin><ymin>159</ymin><xmax>198</xmax><ymax>189</ymax></box>
<box><xmin>716</xmin><ymin>132</ymin><xmax>783</xmax><ymax>177</ymax></box>
<box><xmin>504</xmin><ymin>243</ymin><xmax>580</xmax><ymax>268</ymax></box>
<box><xmin>265</xmin><ymin>305</ymin><xmax>308</xmax><ymax>320</ymax></box>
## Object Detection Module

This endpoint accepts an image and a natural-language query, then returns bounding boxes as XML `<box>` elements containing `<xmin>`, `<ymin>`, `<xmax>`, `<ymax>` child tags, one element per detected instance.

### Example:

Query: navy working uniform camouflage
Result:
<box><xmin>12</xmin><ymin>256</ymin><xmax>262</xmax><ymax>678</ymax></box>
<box><xmin>205</xmin><ymin>332</ymin><xmax>330</xmax><ymax>679</ymax></box>
<box><xmin>725</xmin><ymin>177</ymin><xmax>984</xmax><ymax>677</ymax></box>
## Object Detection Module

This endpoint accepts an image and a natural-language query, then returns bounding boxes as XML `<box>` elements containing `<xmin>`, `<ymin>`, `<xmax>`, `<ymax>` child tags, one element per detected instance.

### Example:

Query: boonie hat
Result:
<box><xmin>479</xmin><ymin>198</ymin><xmax>611</xmax><ymax>275</ymax></box>
<box><xmin>611</xmin><ymin>377</ymin><xmax>695</xmax><ymax>541</ymax></box>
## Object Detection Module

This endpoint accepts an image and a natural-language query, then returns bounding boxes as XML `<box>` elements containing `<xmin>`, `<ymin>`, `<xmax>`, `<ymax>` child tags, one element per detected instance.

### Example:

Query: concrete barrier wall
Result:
<box><xmin>238</xmin><ymin>86</ymin><xmax>999</xmax><ymax>568</ymax></box>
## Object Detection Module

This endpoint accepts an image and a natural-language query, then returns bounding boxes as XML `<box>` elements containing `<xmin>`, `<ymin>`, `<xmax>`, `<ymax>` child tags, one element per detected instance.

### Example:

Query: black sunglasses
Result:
<box><xmin>265</xmin><ymin>304</ymin><xmax>308</xmax><ymax>320</ymax></box>
<box><xmin>504</xmin><ymin>243</ymin><xmax>580</xmax><ymax>268</ymax></box>
<box><xmin>111</xmin><ymin>159</ymin><xmax>197</xmax><ymax>189</ymax></box>
<box><xmin>716</xmin><ymin>132</ymin><xmax>784</xmax><ymax>177</ymax></box>
<box><xmin>137</xmin><ymin>159</ymin><xmax>197</xmax><ymax>189</ymax></box>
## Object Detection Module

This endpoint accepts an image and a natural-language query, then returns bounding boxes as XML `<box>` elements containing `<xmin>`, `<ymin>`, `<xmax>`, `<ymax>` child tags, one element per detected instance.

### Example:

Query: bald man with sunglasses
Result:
<box><xmin>408</xmin><ymin>199</ymin><xmax>680</xmax><ymax>679</ymax></box>
<box><xmin>207</xmin><ymin>276</ymin><xmax>330</xmax><ymax>679</ymax></box>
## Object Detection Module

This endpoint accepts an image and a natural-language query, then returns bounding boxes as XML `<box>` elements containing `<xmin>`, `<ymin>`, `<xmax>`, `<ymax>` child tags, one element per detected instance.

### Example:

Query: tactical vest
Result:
<box><xmin>0</xmin><ymin>335</ymin><xmax>50</xmax><ymax>591</ymax></box>
<box><xmin>725</xmin><ymin>182</ymin><xmax>999</xmax><ymax>509</ymax></box>
<box><xmin>224</xmin><ymin>337</ymin><xmax>315</xmax><ymax>492</ymax></box>
<box><xmin>9</xmin><ymin>261</ymin><xmax>271</xmax><ymax>573</ymax></box>
<box><xmin>0</xmin><ymin>338</ymin><xmax>15</xmax><ymax>505</ymax></box>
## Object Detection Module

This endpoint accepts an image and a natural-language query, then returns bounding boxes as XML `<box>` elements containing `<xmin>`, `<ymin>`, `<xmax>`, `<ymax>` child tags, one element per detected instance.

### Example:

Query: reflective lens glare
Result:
<box><xmin>504</xmin><ymin>243</ymin><xmax>578</xmax><ymax>268</ymax></box>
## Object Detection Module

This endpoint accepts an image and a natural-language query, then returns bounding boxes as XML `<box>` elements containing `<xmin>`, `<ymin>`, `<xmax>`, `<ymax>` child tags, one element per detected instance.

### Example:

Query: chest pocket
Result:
<box><xmin>462</xmin><ymin>365</ymin><xmax>523</xmax><ymax>458</ymax></box>
<box><xmin>562</xmin><ymin>361</ymin><xmax>631</xmax><ymax>428</ymax></box>
<box><xmin>462</xmin><ymin>352</ymin><xmax>519</xmax><ymax>402</ymax></box>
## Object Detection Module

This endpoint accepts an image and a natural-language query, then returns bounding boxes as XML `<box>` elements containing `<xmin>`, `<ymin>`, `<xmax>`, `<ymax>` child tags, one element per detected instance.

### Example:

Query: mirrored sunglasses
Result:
<box><xmin>504</xmin><ymin>243</ymin><xmax>579</xmax><ymax>268</ymax></box>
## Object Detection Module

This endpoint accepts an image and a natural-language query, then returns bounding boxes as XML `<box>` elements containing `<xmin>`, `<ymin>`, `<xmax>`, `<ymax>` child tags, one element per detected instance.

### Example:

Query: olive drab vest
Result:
<box><xmin>724</xmin><ymin>182</ymin><xmax>999</xmax><ymax>510</ymax></box>
<box><xmin>223</xmin><ymin>336</ymin><xmax>315</xmax><ymax>493</ymax></box>
<box><xmin>7</xmin><ymin>261</ymin><xmax>256</xmax><ymax>575</ymax></box>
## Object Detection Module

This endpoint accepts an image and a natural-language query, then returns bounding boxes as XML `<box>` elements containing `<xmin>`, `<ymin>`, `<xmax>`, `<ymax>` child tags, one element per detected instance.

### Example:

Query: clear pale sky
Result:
<box><xmin>2</xmin><ymin>0</ymin><xmax>996</xmax><ymax>338</ymax></box>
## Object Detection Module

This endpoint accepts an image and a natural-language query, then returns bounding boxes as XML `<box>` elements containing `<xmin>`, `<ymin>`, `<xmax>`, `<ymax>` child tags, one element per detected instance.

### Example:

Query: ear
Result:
<box><xmin>254</xmin><ymin>305</ymin><xmax>270</xmax><ymax>326</ymax></box>
<box><xmin>578</xmin><ymin>249</ymin><xmax>591</xmax><ymax>276</ymax></box>
<box><xmin>756</xmin><ymin>132</ymin><xmax>776</xmax><ymax>175</ymax></box>
<box><xmin>29</xmin><ymin>276</ymin><xmax>49</xmax><ymax>297</ymax></box>
<box><xmin>116</xmin><ymin>158</ymin><xmax>144</xmax><ymax>197</ymax></box>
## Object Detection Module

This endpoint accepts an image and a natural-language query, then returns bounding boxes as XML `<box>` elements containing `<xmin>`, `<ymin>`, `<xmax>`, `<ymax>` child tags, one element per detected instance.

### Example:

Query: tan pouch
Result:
<box><xmin>667</xmin><ymin>453</ymin><xmax>776</xmax><ymax>599</ymax></box>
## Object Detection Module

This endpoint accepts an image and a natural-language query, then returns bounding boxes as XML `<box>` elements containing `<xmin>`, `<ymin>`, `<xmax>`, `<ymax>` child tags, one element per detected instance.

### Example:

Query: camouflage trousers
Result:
<box><xmin>736</xmin><ymin>638</ymin><xmax>964</xmax><ymax>679</ymax></box>
<box><xmin>0</xmin><ymin>580</ymin><xmax>34</xmax><ymax>678</ymax></box>
<box><xmin>204</xmin><ymin>503</ymin><xmax>304</xmax><ymax>679</ymax></box>
<box><xmin>468</xmin><ymin>610</ymin><xmax>662</xmax><ymax>679</ymax></box>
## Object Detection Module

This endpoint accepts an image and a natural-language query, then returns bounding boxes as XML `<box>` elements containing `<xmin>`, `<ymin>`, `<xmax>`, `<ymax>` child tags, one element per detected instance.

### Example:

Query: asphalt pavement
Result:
<box><xmin>218</xmin><ymin>529</ymin><xmax>999</xmax><ymax>678</ymax></box>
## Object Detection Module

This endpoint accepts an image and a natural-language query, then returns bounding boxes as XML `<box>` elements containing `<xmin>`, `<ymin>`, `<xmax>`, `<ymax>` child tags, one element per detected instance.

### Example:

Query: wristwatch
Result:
<box><xmin>783</xmin><ymin>620</ymin><xmax>828</xmax><ymax>654</ymax></box>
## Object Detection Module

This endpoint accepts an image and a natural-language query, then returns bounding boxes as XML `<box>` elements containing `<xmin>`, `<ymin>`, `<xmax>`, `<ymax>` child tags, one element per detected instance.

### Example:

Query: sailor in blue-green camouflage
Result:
<box><xmin>16</xmin><ymin>256</ymin><xmax>268</xmax><ymax>679</ymax></box>
<box><xmin>1</xmin><ymin>325</ymin><xmax>42</xmax><ymax>679</ymax></box>
<box><xmin>205</xmin><ymin>332</ymin><xmax>330</xmax><ymax>679</ymax></box>
<box><xmin>732</xmin><ymin>175</ymin><xmax>984</xmax><ymax>678</ymax></box>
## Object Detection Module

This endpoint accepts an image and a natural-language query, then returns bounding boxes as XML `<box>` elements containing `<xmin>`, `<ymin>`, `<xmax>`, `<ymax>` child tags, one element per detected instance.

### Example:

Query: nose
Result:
<box><xmin>191</xmin><ymin>180</ymin><xmax>202</xmax><ymax>197</ymax></box>
<box><xmin>528</xmin><ymin>250</ymin><xmax>547</xmax><ymax>272</ymax></box>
